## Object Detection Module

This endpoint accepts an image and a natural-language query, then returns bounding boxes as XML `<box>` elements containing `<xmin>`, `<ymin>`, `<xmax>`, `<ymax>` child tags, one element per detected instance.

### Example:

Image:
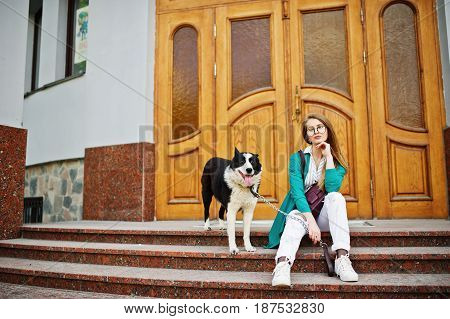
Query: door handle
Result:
<box><xmin>292</xmin><ymin>85</ymin><xmax>301</xmax><ymax>123</ymax></box>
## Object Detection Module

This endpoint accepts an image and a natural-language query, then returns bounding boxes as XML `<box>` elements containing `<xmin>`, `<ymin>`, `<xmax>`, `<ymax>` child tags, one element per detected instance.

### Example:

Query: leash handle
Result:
<box><xmin>320</xmin><ymin>241</ymin><xmax>335</xmax><ymax>276</ymax></box>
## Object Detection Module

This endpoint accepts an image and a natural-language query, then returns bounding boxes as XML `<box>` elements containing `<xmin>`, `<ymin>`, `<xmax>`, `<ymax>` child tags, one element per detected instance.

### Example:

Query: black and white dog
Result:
<box><xmin>201</xmin><ymin>147</ymin><xmax>262</xmax><ymax>254</ymax></box>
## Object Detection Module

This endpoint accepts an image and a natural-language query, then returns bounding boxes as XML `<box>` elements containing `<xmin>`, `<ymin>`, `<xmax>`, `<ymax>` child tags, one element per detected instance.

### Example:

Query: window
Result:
<box><xmin>31</xmin><ymin>7</ymin><xmax>42</xmax><ymax>90</ymax></box>
<box><xmin>24</xmin><ymin>0</ymin><xmax>43</xmax><ymax>92</ymax></box>
<box><xmin>24</xmin><ymin>0</ymin><xmax>88</xmax><ymax>93</ymax></box>
<box><xmin>23</xmin><ymin>197</ymin><xmax>43</xmax><ymax>224</ymax></box>
<box><xmin>66</xmin><ymin>0</ymin><xmax>89</xmax><ymax>77</ymax></box>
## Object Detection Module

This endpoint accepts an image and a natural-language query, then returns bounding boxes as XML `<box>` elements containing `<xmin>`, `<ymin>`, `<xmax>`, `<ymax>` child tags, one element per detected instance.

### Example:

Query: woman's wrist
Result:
<box><xmin>326</xmin><ymin>155</ymin><xmax>335</xmax><ymax>169</ymax></box>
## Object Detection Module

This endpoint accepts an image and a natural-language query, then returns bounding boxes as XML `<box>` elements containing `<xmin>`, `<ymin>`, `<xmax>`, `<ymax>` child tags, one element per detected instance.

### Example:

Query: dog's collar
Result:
<box><xmin>248</xmin><ymin>186</ymin><xmax>258</xmax><ymax>198</ymax></box>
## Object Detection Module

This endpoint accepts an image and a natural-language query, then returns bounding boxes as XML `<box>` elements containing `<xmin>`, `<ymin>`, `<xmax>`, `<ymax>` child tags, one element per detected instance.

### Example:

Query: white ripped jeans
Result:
<box><xmin>275</xmin><ymin>192</ymin><xmax>350</xmax><ymax>264</ymax></box>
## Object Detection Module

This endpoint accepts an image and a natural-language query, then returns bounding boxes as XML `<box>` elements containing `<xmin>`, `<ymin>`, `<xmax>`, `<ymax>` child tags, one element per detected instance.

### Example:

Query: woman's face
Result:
<box><xmin>305</xmin><ymin>118</ymin><xmax>328</xmax><ymax>145</ymax></box>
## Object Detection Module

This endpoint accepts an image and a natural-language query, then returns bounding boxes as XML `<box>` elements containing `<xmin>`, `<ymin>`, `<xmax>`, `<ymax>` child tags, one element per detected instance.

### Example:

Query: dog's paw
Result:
<box><xmin>203</xmin><ymin>219</ymin><xmax>211</xmax><ymax>231</ymax></box>
<box><xmin>245</xmin><ymin>245</ymin><xmax>256</xmax><ymax>252</ymax></box>
<box><xmin>229</xmin><ymin>247</ymin><xmax>240</xmax><ymax>255</ymax></box>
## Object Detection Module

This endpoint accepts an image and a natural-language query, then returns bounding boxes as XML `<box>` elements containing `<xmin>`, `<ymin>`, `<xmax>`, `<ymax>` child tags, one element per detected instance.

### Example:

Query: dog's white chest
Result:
<box><xmin>223</xmin><ymin>167</ymin><xmax>258</xmax><ymax>210</ymax></box>
<box><xmin>228</xmin><ymin>187</ymin><xmax>257</xmax><ymax>209</ymax></box>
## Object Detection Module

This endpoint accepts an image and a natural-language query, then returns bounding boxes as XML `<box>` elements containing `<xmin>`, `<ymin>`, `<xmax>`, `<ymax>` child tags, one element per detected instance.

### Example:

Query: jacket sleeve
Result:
<box><xmin>288</xmin><ymin>153</ymin><xmax>311</xmax><ymax>213</ymax></box>
<box><xmin>324</xmin><ymin>163</ymin><xmax>347</xmax><ymax>193</ymax></box>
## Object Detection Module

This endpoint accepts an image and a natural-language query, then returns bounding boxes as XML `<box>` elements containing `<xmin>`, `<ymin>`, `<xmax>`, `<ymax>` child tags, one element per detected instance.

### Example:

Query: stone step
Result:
<box><xmin>1</xmin><ymin>239</ymin><xmax>448</xmax><ymax>274</ymax></box>
<box><xmin>0</xmin><ymin>281</ymin><xmax>142</xmax><ymax>299</ymax></box>
<box><xmin>20</xmin><ymin>220</ymin><xmax>450</xmax><ymax>248</ymax></box>
<box><xmin>0</xmin><ymin>258</ymin><xmax>447</xmax><ymax>298</ymax></box>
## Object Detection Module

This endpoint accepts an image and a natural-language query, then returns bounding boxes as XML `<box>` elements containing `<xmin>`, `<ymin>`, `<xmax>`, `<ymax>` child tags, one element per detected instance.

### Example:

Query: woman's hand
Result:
<box><xmin>316</xmin><ymin>141</ymin><xmax>331</xmax><ymax>157</ymax></box>
<box><xmin>303</xmin><ymin>212</ymin><xmax>321</xmax><ymax>244</ymax></box>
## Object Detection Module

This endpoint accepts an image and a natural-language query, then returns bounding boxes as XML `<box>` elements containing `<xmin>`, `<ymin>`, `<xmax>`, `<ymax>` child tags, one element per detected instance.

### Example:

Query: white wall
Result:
<box><xmin>0</xmin><ymin>0</ymin><xmax>29</xmax><ymax>128</ymax></box>
<box><xmin>23</xmin><ymin>0</ymin><xmax>156</xmax><ymax>165</ymax></box>
<box><xmin>145</xmin><ymin>0</ymin><xmax>156</xmax><ymax>144</ymax></box>
<box><xmin>437</xmin><ymin>0</ymin><xmax>450</xmax><ymax>126</ymax></box>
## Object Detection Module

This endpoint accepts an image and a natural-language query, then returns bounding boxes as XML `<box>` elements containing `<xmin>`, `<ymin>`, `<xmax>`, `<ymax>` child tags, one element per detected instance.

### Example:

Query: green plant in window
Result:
<box><xmin>79</xmin><ymin>0</ymin><xmax>89</xmax><ymax>8</ymax></box>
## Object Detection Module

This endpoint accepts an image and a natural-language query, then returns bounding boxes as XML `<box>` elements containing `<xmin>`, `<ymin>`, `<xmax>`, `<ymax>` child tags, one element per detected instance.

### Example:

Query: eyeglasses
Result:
<box><xmin>306</xmin><ymin>124</ymin><xmax>327</xmax><ymax>136</ymax></box>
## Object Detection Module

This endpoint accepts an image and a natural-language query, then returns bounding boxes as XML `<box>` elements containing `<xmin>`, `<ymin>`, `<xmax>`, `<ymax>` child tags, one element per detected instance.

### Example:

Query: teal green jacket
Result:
<box><xmin>265</xmin><ymin>151</ymin><xmax>346</xmax><ymax>249</ymax></box>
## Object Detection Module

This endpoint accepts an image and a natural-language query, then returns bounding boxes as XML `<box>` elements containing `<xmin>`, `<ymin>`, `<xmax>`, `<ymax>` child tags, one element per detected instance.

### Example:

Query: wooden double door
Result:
<box><xmin>155</xmin><ymin>0</ymin><xmax>448</xmax><ymax>220</ymax></box>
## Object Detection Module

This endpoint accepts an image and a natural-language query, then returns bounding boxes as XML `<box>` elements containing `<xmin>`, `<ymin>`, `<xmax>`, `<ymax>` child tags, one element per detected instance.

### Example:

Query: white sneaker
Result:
<box><xmin>272</xmin><ymin>261</ymin><xmax>291</xmax><ymax>287</ymax></box>
<box><xmin>335</xmin><ymin>254</ymin><xmax>359</xmax><ymax>282</ymax></box>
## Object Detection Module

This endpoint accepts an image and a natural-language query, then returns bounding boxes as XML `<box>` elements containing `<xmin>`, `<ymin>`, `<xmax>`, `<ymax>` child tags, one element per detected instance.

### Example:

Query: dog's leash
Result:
<box><xmin>249</xmin><ymin>187</ymin><xmax>334</xmax><ymax>276</ymax></box>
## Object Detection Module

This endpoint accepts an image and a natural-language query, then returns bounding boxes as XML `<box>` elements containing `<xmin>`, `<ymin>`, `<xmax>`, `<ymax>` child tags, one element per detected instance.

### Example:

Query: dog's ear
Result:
<box><xmin>234</xmin><ymin>147</ymin><xmax>240</xmax><ymax>158</ymax></box>
<box><xmin>252</xmin><ymin>154</ymin><xmax>262</xmax><ymax>173</ymax></box>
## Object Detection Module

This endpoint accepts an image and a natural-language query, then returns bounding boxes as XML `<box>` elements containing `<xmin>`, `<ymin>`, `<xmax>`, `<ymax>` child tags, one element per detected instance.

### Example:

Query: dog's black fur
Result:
<box><xmin>201</xmin><ymin>156</ymin><xmax>231</xmax><ymax>223</ymax></box>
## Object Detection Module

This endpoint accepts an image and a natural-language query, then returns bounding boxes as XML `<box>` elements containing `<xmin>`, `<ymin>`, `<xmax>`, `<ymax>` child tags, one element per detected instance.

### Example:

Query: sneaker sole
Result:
<box><xmin>272</xmin><ymin>281</ymin><xmax>292</xmax><ymax>288</ymax></box>
<box><xmin>337</xmin><ymin>274</ymin><xmax>359</xmax><ymax>282</ymax></box>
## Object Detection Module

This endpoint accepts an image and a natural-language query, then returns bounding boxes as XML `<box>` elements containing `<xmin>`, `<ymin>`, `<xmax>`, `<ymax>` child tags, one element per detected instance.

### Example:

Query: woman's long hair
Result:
<box><xmin>301</xmin><ymin>113</ymin><xmax>349</xmax><ymax>189</ymax></box>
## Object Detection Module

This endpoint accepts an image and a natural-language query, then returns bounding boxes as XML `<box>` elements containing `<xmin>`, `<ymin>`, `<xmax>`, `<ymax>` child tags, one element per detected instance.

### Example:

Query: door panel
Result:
<box><xmin>289</xmin><ymin>0</ymin><xmax>373</xmax><ymax>218</ymax></box>
<box><xmin>216</xmin><ymin>1</ymin><xmax>289</xmax><ymax>219</ymax></box>
<box><xmin>306</xmin><ymin>103</ymin><xmax>356</xmax><ymax>201</ymax></box>
<box><xmin>366</xmin><ymin>0</ymin><xmax>448</xmax><ymax>218</ymax></box>
<box><xmin>154</xmin><ymin>0</ymin><xmax>448</xmax><ymax>220</ymax></box>
<box><xmin>155</xmin><ymin>9</ymin><xmax>214</xmax><ymax>220</ymax></box>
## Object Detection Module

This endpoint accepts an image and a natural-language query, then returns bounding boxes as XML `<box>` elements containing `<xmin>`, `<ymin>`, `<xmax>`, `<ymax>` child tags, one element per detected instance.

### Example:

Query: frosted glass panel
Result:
<box><xmin>383</xmin><ymin>3</ymin><xmax>424</xmax><ymax>129</ymax></box>
<box><xmin>303</xmin><ymin>9</ymin><xmax>349</xmax><ymax>94</ymax></box>
<box><xmin>172</xmin><ymin>27</ymin><xmax>199</xmax><ymax>139</ymax></box>
<box><xmin>231</xmin><ymin>17</ymin><xmax>272</xmax><ymax>101</ymax></box>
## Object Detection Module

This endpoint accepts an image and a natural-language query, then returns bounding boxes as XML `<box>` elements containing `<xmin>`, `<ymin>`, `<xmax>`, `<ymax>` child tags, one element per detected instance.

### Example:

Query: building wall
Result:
<box><xmin>0</xmin><ymin>0</ymin><xmax>29</xmax><ymax>129</ymax></box>
<box><xmin>83</xmin><ymin>143</ymin><xmax>155</xmax><ymax>222</ymax></box>
<box><xmin>23</xmin><ymin>0</ymin><xmax>156</xmax><ymax>166</ymax></box>
<box><xmin>24</xmin><ymin>159</ymin><xmax>84</xmax><ymax>222</ymax></box>
<box><xmin>1</xmin><ymin>0</ymin><xmax>448</xmax><ymax>224</ymax></box>
<box><xmin>0</xmin><ymin>1</ymin><xmax>29</xmax><ymax>236</ymax></box>
<box><xmin>0</xmin><ymin>126</ymin><xmax>27</xmax><ymax>239</ymax></box>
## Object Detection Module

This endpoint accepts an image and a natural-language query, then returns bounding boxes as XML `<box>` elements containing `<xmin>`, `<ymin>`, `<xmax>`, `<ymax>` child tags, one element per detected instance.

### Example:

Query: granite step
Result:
<box><xmin>0</xmin><ymin>239</ymin><xmax>448</xmax><ymax>274</ymax></box>
<box><xmin>0</xmin><ymin>281</ymin><xmax>143</xmax><ymax>299</ymax></box>
<box><xmin>20</xmin><ymin>220</ymin><xmax>450</xmax><ymax>247</ymax></box>
<box><xmin>0</xmin><ymin>257</ymin><xmax>447</xmax><ymax>298</ymax></box>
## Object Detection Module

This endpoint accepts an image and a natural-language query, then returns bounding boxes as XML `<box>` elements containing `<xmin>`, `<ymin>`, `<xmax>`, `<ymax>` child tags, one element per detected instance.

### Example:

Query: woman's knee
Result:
<box><xmin>284</xmin><ymin>217</ymin><xmax>307</xmax><ymax>240</ymax></box>
<box><xmin>325</xmin><ymin>192</ymin><xmax>345</xmax><ymax>204</ymax></box>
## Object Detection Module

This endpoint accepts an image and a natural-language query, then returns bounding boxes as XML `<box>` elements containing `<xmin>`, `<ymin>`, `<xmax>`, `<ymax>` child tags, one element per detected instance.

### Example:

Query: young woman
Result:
<box><xmin>266</xmin><ymin>113</ymin><xmax>358</xmax><ymax>287</ymax></box>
